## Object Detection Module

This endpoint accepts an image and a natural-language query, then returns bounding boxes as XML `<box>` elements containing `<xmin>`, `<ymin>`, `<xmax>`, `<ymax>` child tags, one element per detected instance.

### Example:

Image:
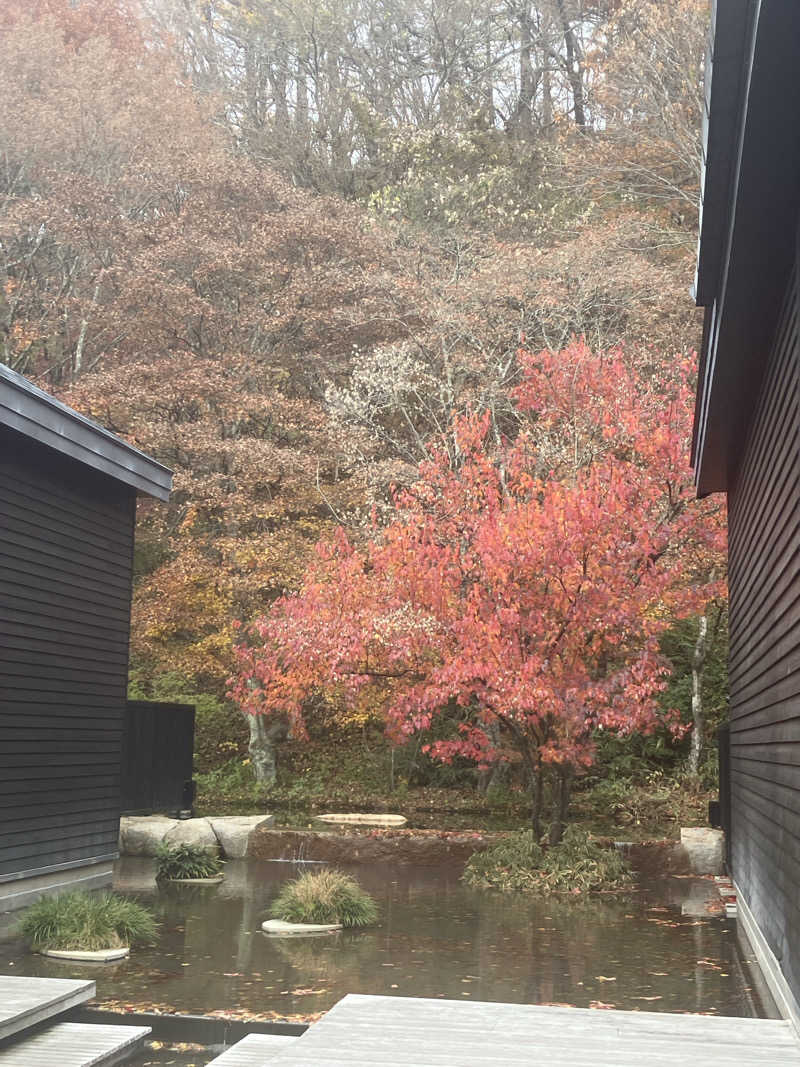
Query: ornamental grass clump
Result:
<box><xmin>21</xmin><ymin>891</ymin><xmax>156</xmax><ymax>951</ymax></box>
<box><xmin>270</xmin><ymin>869</ymin><xmax>378</xmax><ymax>927</ymax></box>
<box><xmin>155</xmin><ymin>842</ymin><xmax>223</xmax><ymax>881</ymax></box>
<box><xmin>463</xmin><ymin>826</ymin><xmax>632</xmax><ymax>895</ymax></box>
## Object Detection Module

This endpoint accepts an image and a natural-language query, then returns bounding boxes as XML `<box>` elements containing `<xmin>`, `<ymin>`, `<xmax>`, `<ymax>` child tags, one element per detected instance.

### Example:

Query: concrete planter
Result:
<box><xmin>262</xmin><ymin>919</ymin><xmax>342</xmax><ymax>937</ymax></box>
<box><xmin>164</xmin><ymin>874</ymin><xmax>225</xmax><ymax>885</ymax></box>
<box><xmin>40</xmin><ymin>946</ymin><xmax>130</xmax><ymax>962</ymax></box>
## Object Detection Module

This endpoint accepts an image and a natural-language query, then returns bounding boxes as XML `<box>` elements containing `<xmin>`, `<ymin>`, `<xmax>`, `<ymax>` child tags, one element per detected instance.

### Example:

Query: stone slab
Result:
<box><xmin>119</xmin><ymin>817</ymin><xmax>179</xmax><ymax>856</ymax></box>
<box><xmin>120</xmin><ymin>815</ymin><xmax>276</xmax><ymax>857</ymax></box>
<box><xmin>164</xmin><ymin>818</ymin><xmax>220</xmax><ymax>851</ymax></box>
<box><xmin>314</xmin><ymin>814</ymin><xmax>407</xmax><ymax>827</ymax></box>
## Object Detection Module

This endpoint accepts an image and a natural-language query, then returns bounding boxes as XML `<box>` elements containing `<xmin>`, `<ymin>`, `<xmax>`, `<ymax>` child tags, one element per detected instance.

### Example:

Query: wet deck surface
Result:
<box><xmin>208</xmin><ymin>1033</ymin><xmax>298</xmax><ymax>1065</ymax></box>
<box><xmin>0</xmin><ymin>1021</ymin><xmax>151</xmax><ymax>1067</ymax></box>
<box><xmin>255</xmin><ymin>993</ymin><xmax>800</xmax><ymax>1066</ymax></box>
<box><xmin>0</xmin><ymin>975</ymin><xmax>94</xmax><ymax>1040</ymax></box>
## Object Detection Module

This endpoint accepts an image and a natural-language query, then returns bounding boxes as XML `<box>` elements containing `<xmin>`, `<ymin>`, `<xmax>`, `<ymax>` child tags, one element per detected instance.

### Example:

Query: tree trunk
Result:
<box><xmin>541</xmin><ymin>68</ymin><xmax>553</xmax><ymax>130</ymax></box>
<box><xmin>517</xmin><ymin>3</ymin><xmax>535</xmax><ymax>138</ymax></box>
<box><xmin>688</xmin><ymin>614</ymin><xmax>708</xmax><ymax>778</ymax></box>
<box><xmin>529</xmin><ymin>754</ymin><xmax>543</xmax><ymax>840</ymax></box>
<box><xmin>556</xmin><ymin>0</ymin><xmax>586</xmax><ymax>130</ymax></box>
<box><xmin>246</xmin><ymin>713</ymin><xmax>289</xmax><ymax>786</ymax></box>
<box><xmin>548</xmin><ymin>764</ymin><xmax>573</xmax><ymax>845</ymax></box>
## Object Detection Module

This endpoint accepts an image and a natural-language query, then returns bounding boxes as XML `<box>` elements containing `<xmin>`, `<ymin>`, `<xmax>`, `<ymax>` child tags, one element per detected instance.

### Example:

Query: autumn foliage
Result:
<box><xmin>231</xmin><ymin>343</ymin><xmax>725</xmax><ymax>836</ymax></box>
<box><xmin>1</xmin><ymin>0</ymin><xmax>719</xmax><ymax>781</ymax></box>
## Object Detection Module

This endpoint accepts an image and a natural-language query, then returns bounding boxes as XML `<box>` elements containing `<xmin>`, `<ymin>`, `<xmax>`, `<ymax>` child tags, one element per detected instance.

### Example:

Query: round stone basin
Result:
<box><xmin>262</xmin><ymin>919</ymin><xmax>342</xmax><ymax>936</ymax></box>
<box><xmin>41</xmin><ymin>947</ymin><xmax>130</xmax><ymax>962</ymax></box>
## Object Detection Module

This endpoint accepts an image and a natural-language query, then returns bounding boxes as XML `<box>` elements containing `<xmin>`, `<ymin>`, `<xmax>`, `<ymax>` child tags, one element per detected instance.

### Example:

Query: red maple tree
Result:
<box><xmin>230</xmin><ymin>341</ymin><xmax>725</xmax><ymax>832</ymax></box>
<box><xmin>231</xmin><ymin>342</ymin><xmax>724</xmax><ymax>839</ymax></box>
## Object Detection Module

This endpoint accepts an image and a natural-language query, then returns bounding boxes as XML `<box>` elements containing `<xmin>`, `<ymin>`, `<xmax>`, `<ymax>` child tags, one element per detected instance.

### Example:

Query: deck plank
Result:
<box><xmin>0</xmin><ymin>1022</ymin><xmax>150</xmax><ymax>1067</ymax></box>
<box><xmin>208</xmin><ymin>1033</ymin><xmax>299</xmax><ymax>1065</ymax></box>
<box><xmin>262</xmin><ymin>994</ymin><xmax>800</xmax><ymax>1067</ymax></box>
<box><xmin>0</xmin><ymin>976</ymin><xmax>95</xmax><ymax>1040</ymax></box>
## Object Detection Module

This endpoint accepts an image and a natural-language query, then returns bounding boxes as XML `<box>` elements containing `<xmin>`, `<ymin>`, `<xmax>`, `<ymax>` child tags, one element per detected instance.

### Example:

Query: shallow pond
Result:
<box><xmin>0</xmin><ymin>857</ymin><xmax>775</xmax><ymax>1029</ymax></box>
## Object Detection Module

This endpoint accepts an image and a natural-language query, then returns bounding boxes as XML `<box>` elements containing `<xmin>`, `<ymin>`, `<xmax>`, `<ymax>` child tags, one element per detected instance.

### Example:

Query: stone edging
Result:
<box><xmin>119</xmin><ymin>815</ymin><xmax>274</xmax><ymax>859</ymax></box>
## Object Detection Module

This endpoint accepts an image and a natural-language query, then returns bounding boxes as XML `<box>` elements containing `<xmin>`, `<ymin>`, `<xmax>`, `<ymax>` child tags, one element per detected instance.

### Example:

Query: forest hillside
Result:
<box><xmin>0</xmin><ymin>0</ymin><xmax>726</xmax><ymax>829</ymax></box>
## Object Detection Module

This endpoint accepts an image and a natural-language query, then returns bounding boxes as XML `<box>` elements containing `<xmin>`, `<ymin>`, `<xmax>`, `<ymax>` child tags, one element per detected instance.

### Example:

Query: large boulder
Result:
<box><xmin>209</xmin><ymin>815</ymin><xmax>275</xmax><ymax>859</ymax></box>
<box><xmin>680</xmin><ymin>827</ymin><xmax>725</xmax><ymax>875</ymax></box>
<box><xmin>164</xmin><ymin>818</ymin><xmax>220</xmax><ymax>852</ymax></box>
<box><xmin>119</xmin><ymin>816</ymin><xmax>178</xmax><ymax>856</ymax></box>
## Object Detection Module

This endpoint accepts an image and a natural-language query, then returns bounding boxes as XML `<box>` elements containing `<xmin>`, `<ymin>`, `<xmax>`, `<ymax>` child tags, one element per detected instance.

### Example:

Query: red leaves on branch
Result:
<box><xmin>230</xmin><ymin>342</ymin><xmax>725</xmax><ymax>809</ymax></box>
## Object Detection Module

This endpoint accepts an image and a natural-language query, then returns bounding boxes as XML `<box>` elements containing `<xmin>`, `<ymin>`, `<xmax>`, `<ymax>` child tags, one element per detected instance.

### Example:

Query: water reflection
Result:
<box><xmin>0</xmin><ymin>858</ymin><xmax>774</xmax><ymax>1021</ymax></box>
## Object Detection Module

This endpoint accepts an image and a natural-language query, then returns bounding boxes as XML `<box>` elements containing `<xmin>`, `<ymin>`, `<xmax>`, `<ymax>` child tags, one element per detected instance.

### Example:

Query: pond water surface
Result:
<box><xmin>0</xmin><ymin>857</ymin><xmax>774</xmax><ymax>1030</ymax></box>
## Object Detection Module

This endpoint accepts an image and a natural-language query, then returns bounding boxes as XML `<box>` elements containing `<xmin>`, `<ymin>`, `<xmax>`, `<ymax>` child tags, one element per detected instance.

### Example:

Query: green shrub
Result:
<box><xmin>463</xmin><ymin>826</ymin><xmax>632</xmax><ymax>894</ymax></box>
<box><xmin>270</xmin><ymin>869</ymin><xmax>378</xmax><ymax>927</ymax></box>
<box><xmin>155</xmin><ymin>842</ymin><xmax>223</xmax><ymax>880</ymax></box>
<box><xmin>21</xmin><ymin>891</ymin><xmax>156</xmax><ymax>951</ymax></box>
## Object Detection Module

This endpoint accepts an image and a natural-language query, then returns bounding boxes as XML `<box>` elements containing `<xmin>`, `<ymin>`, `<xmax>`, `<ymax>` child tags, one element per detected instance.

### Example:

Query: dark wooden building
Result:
<box><xmin>0</xmin><ymin>364</ymin><xmax>171</xmax><ymax>911</ymax></box>
<box><xmin>693</xmin><ymin>0</ymin><xmax>800</xmax><ymax>1026</ymax></box>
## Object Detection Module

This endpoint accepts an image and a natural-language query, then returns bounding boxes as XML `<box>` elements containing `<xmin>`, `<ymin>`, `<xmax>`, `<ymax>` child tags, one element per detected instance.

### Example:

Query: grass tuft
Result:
<box><xmin>155</xmin><ymin>842</ymin><xmax>223</xmax><ymax>881</ymax></box>
<box><xmin>462</xmin><ymin>825</ymin><xmax>633</xmax><ymax>894</ymax></box>
<box><xmin>269</xmin><ymin>868</ymin><xmax>378</xmax><ymax>927</ymax></box>
<box><xmin>20</xmin><ymin>891</ymin><xmax>156</xmax><ymax>951</ymax></box>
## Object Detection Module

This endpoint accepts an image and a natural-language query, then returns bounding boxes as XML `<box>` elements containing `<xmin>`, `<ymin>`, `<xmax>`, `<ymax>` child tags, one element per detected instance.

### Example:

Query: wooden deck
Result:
<box><xmin>235</xmin><ymin>994</ymin><xmax>800</xmax><ymax>1067</ymax></box>
<box><xmin>0</xmin><ymin>976</ymin><xmax>95</xmax><ymax>1041</ymax></box>
<box><xmin>208</xmin><ymin>1033</ymin><xmax>299</xmax><ymax>1065</ymax></box>
<box><xmin>0</xmin><ymin>1022</ymin><xmax>151</xmax><ymax>1067</ymax></box>
<box><xmin>0</xmin><ymin>977</ymin><xmax>150</xmax><ymax>1066</ymax></box>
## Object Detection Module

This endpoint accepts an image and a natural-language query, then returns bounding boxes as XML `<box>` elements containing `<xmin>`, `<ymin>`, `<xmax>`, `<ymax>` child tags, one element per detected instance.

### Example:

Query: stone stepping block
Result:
<box><xmin>314</xmin><ymin>813</ymin><xmax>407</xmax><ymax>826</ymax></box>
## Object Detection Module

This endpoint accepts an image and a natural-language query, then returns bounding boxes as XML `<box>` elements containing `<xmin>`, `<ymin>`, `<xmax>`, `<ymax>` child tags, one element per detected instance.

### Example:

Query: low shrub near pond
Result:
<box><xmin>462</xmin><ymin>826</ymin><xmax>632</xmax><ymax>894</ymax></box>
<box><xmin>270</xmin><ymin>869</ymin><xmax>378</xmax><ymax>927</ymax></box>
<box><xmin>155</xmin><ymin>842</ymin><xmax>223</xmax><ymax>881</ymax></box>
<box><xmin>21</xmin><ymin>891</ymin><xmax>156</xmax><ymax>951</ymax></box>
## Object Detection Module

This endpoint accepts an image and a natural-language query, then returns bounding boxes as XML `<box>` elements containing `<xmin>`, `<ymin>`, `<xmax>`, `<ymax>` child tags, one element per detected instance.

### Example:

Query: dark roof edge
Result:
<box><xmin>0</xmin><ymin>363</ymin><xmax>172</xmax><ymax>501</ymax></box>
<box><xmin>694</xmin><ymin>0</ymin><xmax>752</xmax><ymax>309</ymax></box>
<box><xmin>691</xmin><ymin>0</ymin><xmax>765</xmax><ymax>494</ymax></box>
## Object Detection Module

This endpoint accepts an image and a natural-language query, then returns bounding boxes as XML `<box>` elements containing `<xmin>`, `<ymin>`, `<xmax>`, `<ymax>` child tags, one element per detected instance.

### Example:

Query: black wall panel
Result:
<box><xmin>727</xmin><ymin>263</ymin><xmax>800</xmax><ymax>1000</ymax></box>
<box><xmin>0</xmin><ymin>425</ymin><xmax>136</xmax><ymax>880</ymax></box>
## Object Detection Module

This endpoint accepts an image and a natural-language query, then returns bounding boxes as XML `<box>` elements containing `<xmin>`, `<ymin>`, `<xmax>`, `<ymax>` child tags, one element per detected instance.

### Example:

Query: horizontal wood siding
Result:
<box><xmin>727</xmin><ymin>262</ymin><xmax>800</xmax><ymax>1002</ymax></box>
<box><xmin>0</xmin><ymin>426</ymin><xmax>136</xmax><ymax>880</ymax></box>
